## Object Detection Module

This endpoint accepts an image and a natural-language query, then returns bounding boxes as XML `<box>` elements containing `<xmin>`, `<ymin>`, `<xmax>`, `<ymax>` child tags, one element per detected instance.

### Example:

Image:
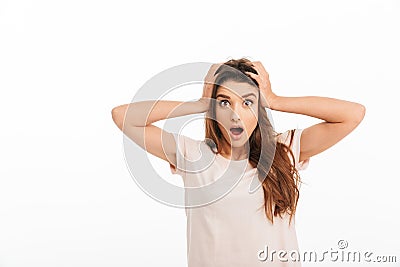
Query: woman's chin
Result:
<box><xmin>229</xmin><ymin>137</ymin><xmax>250</xmax><ymax>147</ymax></box>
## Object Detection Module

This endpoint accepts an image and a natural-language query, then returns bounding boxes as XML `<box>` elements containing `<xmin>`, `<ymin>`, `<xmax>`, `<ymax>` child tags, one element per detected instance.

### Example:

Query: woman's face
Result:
<box><xmin>215</xmin><ymin>80</ymin><xmax>259</xmax><ymax>149</ymax></box>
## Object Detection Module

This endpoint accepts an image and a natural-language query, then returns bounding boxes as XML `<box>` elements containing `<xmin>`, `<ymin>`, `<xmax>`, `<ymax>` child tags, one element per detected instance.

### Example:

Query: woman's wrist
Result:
<box><xmin>263</xmin><ymin>93</ymin><xmax>279</xmax><ymax>110</ymax></box>
<box><xmin>195</xmin><ymin>98</ymin><xmax>211</xmax><ymax>113</ymax></box>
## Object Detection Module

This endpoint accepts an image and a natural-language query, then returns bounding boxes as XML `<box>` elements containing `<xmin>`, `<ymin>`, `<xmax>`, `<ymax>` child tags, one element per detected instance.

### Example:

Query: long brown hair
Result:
<box><xmin>204</xmin><ymin>58</ymin><xmax>302</xmax><ymax>226</ymax></box>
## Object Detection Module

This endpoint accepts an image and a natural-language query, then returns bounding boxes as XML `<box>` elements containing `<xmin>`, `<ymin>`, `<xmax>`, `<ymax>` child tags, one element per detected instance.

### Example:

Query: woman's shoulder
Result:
<box><xmin>276</xmin><ymin>128</ymin><xmax>310</xmax><ymax>170</ymax></box>
<box><xmin>276</xmin><ymin>128</ymin><xmax>303</xmax><ymax>147</ymax></box>
<box><xmin>170</xmin><ymin>133</ymin><xmax>216</xmax><ymax>175</ymax></box>
<box><xmin>172</xmin><ymin>133</ymin><xmax>214</xmax><ymax>159</ymax></box>
<box><xmin>172</xmin><ymin>133</ymin><xmax>205</xmax><ymax>147</ymax></box>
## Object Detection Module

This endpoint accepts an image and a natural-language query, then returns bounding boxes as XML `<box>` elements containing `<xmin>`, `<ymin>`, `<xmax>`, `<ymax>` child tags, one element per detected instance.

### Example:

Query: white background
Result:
<box><xmin>1</xmin><ymin>0</ymin><xmax>399</xmax><ymax>266</ymax></box>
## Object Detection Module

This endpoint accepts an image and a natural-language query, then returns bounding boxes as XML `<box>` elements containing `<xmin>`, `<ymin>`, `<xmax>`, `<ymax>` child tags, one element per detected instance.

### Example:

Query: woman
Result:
<box><xmin>111</xmin><ymin>58</ymin><xmax>365</xmax><ymax>266</ymax></box>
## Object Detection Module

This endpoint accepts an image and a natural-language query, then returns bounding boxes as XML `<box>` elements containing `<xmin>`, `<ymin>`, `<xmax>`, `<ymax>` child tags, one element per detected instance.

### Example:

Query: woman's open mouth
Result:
<box><xmin>229</xmin><ymin>127</ymin><xmax>244</xmax><ymax>140</ymax></box>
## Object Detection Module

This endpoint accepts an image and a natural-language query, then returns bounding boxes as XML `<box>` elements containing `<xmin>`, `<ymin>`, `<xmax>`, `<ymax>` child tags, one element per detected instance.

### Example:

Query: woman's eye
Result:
<box><xmin>218</xmin><ymin>99</ymin><xmax>254</xmax><ymax>107</ymax></box>
<box><xmin>218</xmin><ymin>100</ymin><xmax>230</xmax><ymax>107</ymax></box>
<box><xmin>244</xmin><ymin>99</ymin><xmax>254</xmax><ymax>106</ymax></box>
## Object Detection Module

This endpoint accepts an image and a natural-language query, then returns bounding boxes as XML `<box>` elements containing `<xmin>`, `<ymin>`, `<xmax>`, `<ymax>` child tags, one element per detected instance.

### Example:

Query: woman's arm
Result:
<box><xmin>270</xmin><ymin>95</ymin><xmax>365</xmax><ymax>124</ymax></box>
<box><xmin>246</xmin><ymin>61</ymin><xmax>366</xmax><ymax>163</ymax></box>
<box><xmin>112</xmin><ymin>63</ymin><xmax>218</xmax><ymax>167</ymax></box>
<box><xmin>270</xmin><ymin>95</ymin><xmax>366</xmax><ymax>162</ymax></box>
<box><xmin>113</xmin><ymin>100</ymin><xmax>208</xmax><ymax>128</ymax></box>
<box><xmin>111</xmin><ymin>99</ymin><xmax>208</xmax><ymax>167</ymax></box>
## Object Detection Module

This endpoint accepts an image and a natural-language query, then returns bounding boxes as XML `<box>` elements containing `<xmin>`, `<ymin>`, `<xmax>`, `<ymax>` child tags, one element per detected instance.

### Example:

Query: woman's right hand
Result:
<box><xmin>198</xmin><ymin>63</ymin><xmax>222</xmax><ymax>109</ymax></box>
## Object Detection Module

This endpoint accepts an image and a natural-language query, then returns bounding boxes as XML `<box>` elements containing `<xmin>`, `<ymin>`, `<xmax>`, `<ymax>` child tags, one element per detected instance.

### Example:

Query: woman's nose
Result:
<box><xmin>230</xmin><ymin>104</ymin><xmax>241</xmax><ymax>121</ymax></box>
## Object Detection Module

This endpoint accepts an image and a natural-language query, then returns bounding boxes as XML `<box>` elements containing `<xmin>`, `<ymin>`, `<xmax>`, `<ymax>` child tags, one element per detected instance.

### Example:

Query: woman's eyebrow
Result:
<box><xmin>216</xmin><ymin>93</ymin><xmax>257</xmax><ymax>99</ymax></box>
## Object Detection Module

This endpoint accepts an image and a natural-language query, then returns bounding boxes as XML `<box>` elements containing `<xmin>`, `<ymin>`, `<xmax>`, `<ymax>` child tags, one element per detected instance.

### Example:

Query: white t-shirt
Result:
<box><xmin>170</xmin><ymin>128</ymin><xmax>310</xmax><ymax>267</ymax></box>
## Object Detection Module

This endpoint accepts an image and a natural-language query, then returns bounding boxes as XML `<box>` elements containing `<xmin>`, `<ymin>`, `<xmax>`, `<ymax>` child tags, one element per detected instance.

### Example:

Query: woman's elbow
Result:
<box><xmin>111</xmin><ymin>105</ymin><xmax>128</xmax><ymax>130</ymax></box>
<box><xmin>351</xmin><ymin>104</ymin><xmax>366</xmax><ymax>124</ymax></box>
<box><xmin>357</xmin><ymin>104</ymin><xmax>366</xmax><ymax>122</ymax></box>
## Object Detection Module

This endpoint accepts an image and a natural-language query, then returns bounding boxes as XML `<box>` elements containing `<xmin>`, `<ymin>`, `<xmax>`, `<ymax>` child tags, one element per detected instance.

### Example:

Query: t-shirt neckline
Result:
<box><xmin>217</xmin><ymin>153</ymin><xmax>249</xmax><ymax>163</ymax></box>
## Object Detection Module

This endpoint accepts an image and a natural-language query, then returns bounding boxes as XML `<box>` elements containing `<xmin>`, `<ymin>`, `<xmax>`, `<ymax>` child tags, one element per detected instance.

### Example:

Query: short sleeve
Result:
<box><xmin>278</xmin><ymin>128</ymin><xmax>310</xmax><ymax>171</ymax></box>
<box><xmin>169</xmin><ymin>133</ymin><xmax>203</xmax><ymax>176</ymax></box>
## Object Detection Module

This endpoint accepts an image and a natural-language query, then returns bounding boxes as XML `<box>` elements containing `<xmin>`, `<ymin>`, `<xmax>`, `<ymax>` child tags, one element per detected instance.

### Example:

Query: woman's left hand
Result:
<box><xmin>245</xmin><ymin>61</ymin><xmax>277</xmax><ymax>109</ymax></box>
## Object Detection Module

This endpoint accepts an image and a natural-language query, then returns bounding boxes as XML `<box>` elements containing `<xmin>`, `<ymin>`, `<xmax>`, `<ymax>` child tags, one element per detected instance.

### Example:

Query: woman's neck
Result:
<box><xmin>220</xmin><ymin>144</ymin><xmax>249</xmax><ymax>161</ymax></box>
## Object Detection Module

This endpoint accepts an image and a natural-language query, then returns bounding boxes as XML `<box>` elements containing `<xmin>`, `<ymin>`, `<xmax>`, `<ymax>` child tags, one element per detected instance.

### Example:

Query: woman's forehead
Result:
<box><xmin>217</xmin><ymin>81</ymin><xmax>258</xmax><ymax>98</ymax></box>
